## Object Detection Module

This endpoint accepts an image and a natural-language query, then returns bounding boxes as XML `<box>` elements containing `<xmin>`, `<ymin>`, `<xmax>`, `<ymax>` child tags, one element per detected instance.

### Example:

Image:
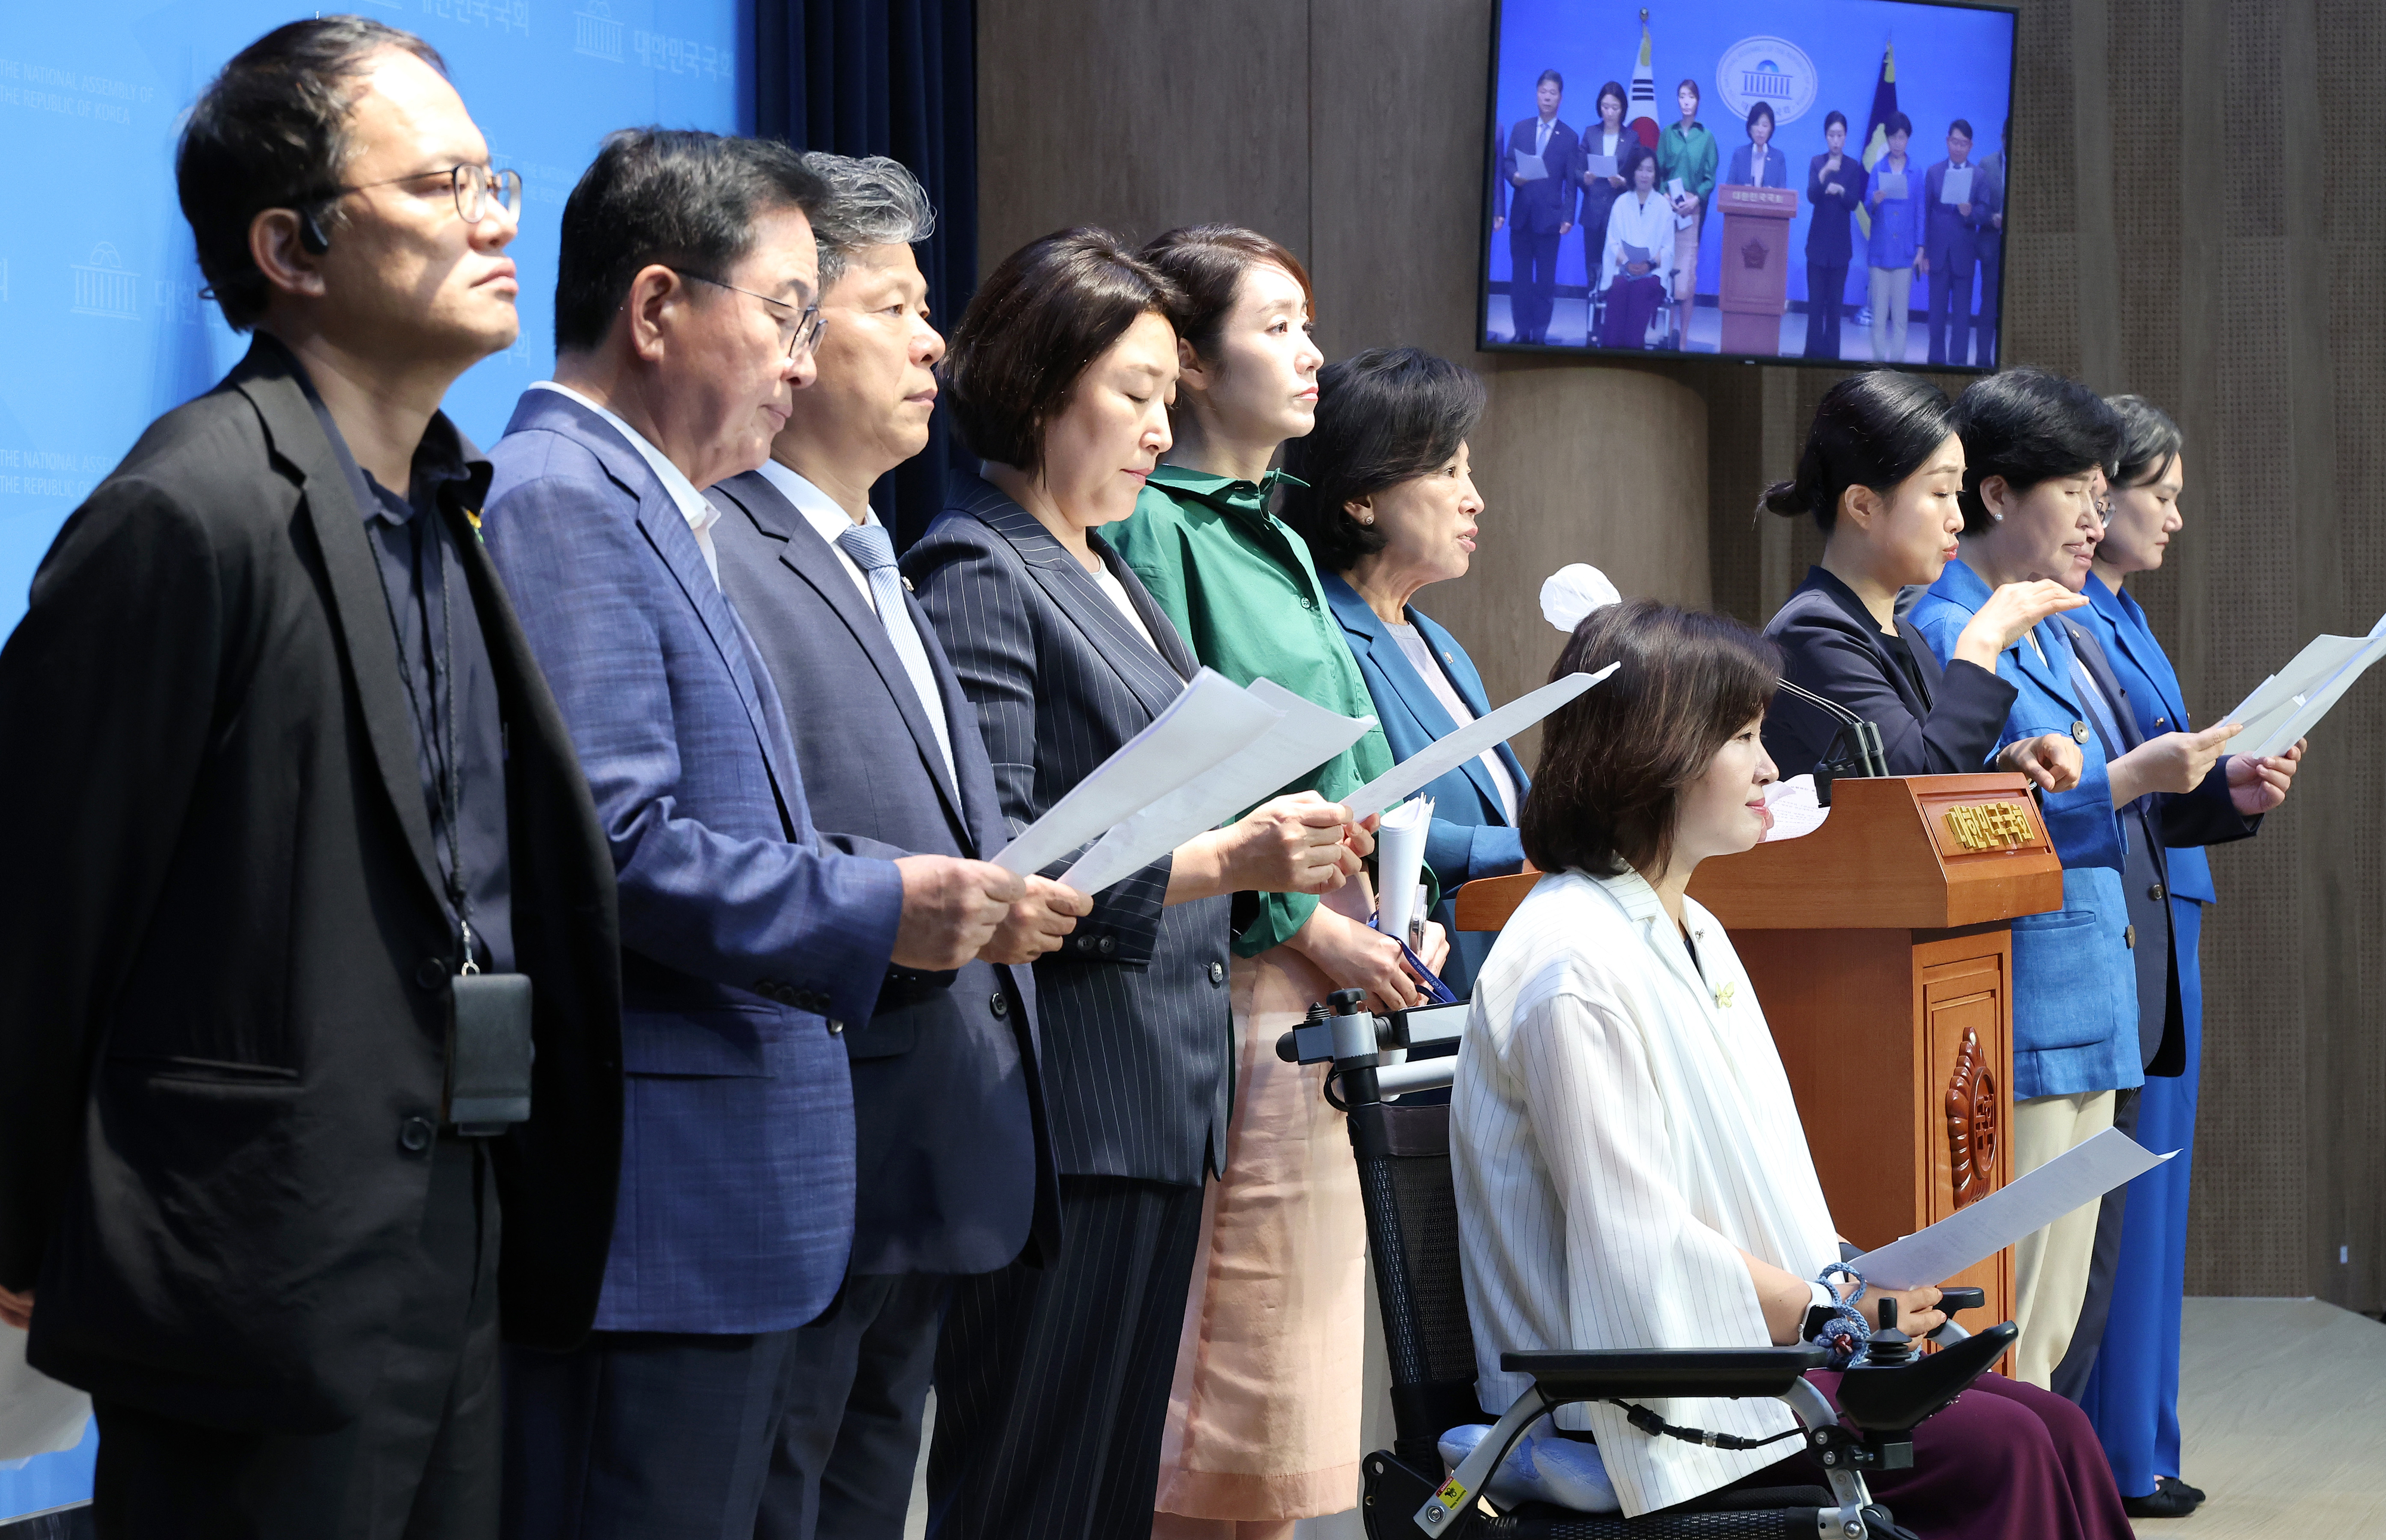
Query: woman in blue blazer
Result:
<box><xmin>1724</xmin><ymin>99</ymin><xmax>1791</xmax><ymax>188</ymax></box>
<box><xmin>1910</xmin><ymin>370</ymin><xmax>2238</xmax><ymax>1390</ymax></box>
<box><xmin>1758</xmin><ymin>371</ymin><xmax>2086</xmax><ymax>788</ymax></box>
<box><xmin>2069</xmin><ymin>398</ymin><xmax>2300</xmax><ymax>1518</ymax></box>
<box><xmin>1284</xmin><ymin>348</ymin><xmax>1527</xmax><ymax>996</ymax></box>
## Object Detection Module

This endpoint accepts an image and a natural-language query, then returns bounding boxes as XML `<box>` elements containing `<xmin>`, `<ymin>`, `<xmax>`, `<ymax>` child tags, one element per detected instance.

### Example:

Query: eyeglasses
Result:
<box><xmin>308</xmin><ymin>163</ymin><xmax>523</xmax><ymax>225</ymax></box>
<box><xmin>671</xmin><ymin>269</ymin><xmax>827</xmax><ymax>360</ymax></box>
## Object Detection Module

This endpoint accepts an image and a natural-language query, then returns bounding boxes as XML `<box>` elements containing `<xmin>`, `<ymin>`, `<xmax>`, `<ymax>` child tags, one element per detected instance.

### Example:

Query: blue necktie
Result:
<box><xmin>834</xmin><ymin>522</ymin><xmax>957</xmax><ymax>787</ymax></box>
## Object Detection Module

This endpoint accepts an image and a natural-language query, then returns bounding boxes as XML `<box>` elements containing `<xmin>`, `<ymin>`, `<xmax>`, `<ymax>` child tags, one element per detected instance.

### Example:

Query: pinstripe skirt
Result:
<box><xmin>1154</xmin><ymin>881</ymin><xmax>1373</xmax><ymax>1522</ymax></box>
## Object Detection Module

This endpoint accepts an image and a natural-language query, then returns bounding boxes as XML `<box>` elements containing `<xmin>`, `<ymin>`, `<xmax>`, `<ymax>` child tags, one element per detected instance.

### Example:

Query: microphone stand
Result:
<box><xmin>1774</xmin><ymin>678</ymin><xmax>1888</xmax><ymax>802</ymax></box>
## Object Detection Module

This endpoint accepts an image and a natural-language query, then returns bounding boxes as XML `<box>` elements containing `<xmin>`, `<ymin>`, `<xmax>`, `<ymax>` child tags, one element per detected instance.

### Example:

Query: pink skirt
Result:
<box><xmin>1153</xmin><ymin>884</ymin><xmax>1373</xmax><ymax>1522</ymax></box>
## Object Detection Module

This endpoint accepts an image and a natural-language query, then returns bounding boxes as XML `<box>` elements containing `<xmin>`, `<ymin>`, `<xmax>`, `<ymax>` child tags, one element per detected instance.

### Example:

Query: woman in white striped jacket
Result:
<box><xmin>1450</xmin><ymin>598</ymin><xmax>2133</xmax><ymax>1540</ymax></box>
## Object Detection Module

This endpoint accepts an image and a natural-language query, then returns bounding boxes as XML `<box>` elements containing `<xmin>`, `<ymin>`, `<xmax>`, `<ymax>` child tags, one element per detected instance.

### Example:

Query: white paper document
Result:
<box><xmin>993</xmin><ymin>668</ymin><xmax>1281</xmax><ymax>880</ymax></box>
<box><xmin>0</xmin><ymin>1328</ymin><xmax>90</xmax><ymax>1465</ymax></box>
<box><xmin>1374</xmin><ymin>797</ymin><xmax>1433</xmax><ymax>945</ymax></box>
<box><xmin>1342</xmin><ymin>665</ymin><xmax>1618</xmax><ymax>817</ymax></box>
<box><xmin>1878</xmin><ymin>170</ymin><xmax>1909</xmax><ymax>199</ymax></box>
<box><xmin>1586</xmin><ymin>153</ymin><xmax>1619</xmax><ymax>180</ymax></box>
<box><xmin>1512</xmin><ymin>150</ymin><xmax>1549</xmax><ymax>183</ymax></box>
<box><xmin>1760</xmin><ymin>774</ymin><xmax>1830</xmax><ymax>842</ymax></box>
<box><xmin>1850</xmin><ymin>1128</ymin><xmax>2172</xmax><ymax>1291</ymax></box>
<box><xmin>2220</xmin><ymin>620</ymin><xmax>2386</xmax><ymax>757</ymax></box>
<box><xmin>1056</xmin><ymin>678</ymin><xmax>1374</xmax><ymax>896</ymax></box>
<box><xmin>1940</xmin><ymin>165</ymin><xmax>1974</xmax><ymax>205</ymax></box>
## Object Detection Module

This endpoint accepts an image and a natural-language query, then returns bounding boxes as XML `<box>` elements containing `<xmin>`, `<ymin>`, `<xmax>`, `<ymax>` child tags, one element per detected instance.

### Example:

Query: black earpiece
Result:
<box><xmin>298</xmin><ymin>208</ymin><xmax>331</xmax><ymax>256</ymax></box>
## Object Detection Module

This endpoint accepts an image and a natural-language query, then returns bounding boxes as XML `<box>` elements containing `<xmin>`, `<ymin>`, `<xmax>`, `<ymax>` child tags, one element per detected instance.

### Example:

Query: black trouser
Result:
<box><xmin>1974</xmin><ymin>245</ymin><xmax>2001</xmax><ymax>365</ymax></box>
<box><xmin>1508</xmin><ymin>230</ymin><xmax>1561</xmax><ymax>342</ymax></box>
<box><xmin>926</xmin><ymin>1176</ymin><xmax>1205</xmax><ymax>1540</ymax></box>
<box><xmin>1926</xmin><ymin>262</ymin><xmax>1976</xmax><ymax>366</ymax></box>
<box><xmin>756</xmin><ymin>1273</ymin><xmax>950</xmax><ymax>1540</ymax></box>
<box><xmin>1803</xmin><ymin>261</ymin><xmax>1850</xmax><ymax>358</ymax></box>
<box><xmin>92</xmin><ymin>1136</ymin><xmax>501</xmax><ymax>1540</ymax></box>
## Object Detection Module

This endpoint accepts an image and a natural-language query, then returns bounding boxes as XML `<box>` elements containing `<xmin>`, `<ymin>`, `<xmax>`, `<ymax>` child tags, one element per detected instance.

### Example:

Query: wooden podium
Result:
<box><xmin>1454</xmin><ymin>775</ymin><xmax>2060</xmax><ymax>1343</ymax></box>
<box><xmin>1713</xmin><ymin>184</ymin><xmax>1801</xmax><ymax>355</ymax></box>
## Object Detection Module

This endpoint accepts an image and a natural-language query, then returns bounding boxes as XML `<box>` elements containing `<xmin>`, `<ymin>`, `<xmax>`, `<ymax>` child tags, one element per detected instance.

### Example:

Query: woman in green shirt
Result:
<box><xmin>1115</xmin><ymin>225</ymin><xmax>1449</xmax><ymax>1540</ymax></box>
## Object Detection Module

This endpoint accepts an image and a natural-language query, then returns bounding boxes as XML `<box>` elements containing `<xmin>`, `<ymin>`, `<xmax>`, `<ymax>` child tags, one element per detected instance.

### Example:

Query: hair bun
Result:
<box><xmin>1758</xmin><ymin>477</ymin><xmax>1812</xmax><ymax>517</ymax></box>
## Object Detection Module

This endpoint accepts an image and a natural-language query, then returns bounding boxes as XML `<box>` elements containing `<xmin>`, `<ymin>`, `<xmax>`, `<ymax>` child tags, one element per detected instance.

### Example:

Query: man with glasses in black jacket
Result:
<box><xmin>0</xmin><ymin>20</ymin><xmax>622</xmax><ymax>1537</ymax></box>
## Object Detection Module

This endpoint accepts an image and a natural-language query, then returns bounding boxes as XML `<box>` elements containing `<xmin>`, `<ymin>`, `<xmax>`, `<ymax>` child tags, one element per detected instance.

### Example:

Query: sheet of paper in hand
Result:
<box><xmin>1586</xmin><ymin>153</ymin><xmax>1618</xmax><ymax>180</ymax></box>
<box><xmin>1940</xmin><ymin>165</ymin><xmax>1974</xmax><ymax>205</ymax></box>
<box><xmin>1512</xmin><ymin>150</ymin><xmax>1549</xmax><ymax>183</ymax></box>
<box><xmin>1849</xmin><ymin>1128</ymin><xmax>2171</xmax><ymax>1291</ymax></box>
<box><xmin>1342</xmin><ymin>665</ymin><xmax>1618</xmax><ymax>817</ymax></box>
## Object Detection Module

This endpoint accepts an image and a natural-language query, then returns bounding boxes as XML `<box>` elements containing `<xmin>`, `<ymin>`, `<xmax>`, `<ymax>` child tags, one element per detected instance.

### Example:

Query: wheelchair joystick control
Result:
<box><xmin>1862</xmin><ymin>1297</ymin><xmax>1916</xmax><ymax>1368</ymax></box>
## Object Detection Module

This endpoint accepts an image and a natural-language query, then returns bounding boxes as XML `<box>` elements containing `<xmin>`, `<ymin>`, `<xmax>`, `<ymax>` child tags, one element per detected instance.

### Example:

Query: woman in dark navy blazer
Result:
<box><xmin>1759</xmin><ymin>370</ymin><xmax>2089</xmax><ymax>788</ymax></box>
<box><xmin>1284</xmin><ymin>347</ymin><xmax>1528</xmax><ymax>997</ymax></box>
<box><xmin>901</xmin><ymin>228</ymin><xmax>1367</xmax><ymax>1540</ymax></box>
<box><xmin>1801</xmin><ymin>110</ymin><xmax>1868</xmax><ymax>359</ymax></box>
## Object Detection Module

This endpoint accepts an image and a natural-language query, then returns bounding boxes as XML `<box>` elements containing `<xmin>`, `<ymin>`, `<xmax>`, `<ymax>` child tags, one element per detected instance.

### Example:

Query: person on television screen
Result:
<box><xmin>1656</xmin><ymin>78</ymin><xmax>1716</xmax><ymax>351</ymax></box>
<box><xmin>1599</xmin><ymin>145</ymin><xmax>1673</xmax><ymax>349</ymax></box>
<box><xmin>1974</xmin><ymin>118</ymin><xmax>2009</xmax><ymax>366</ymax></box>
<box><xmin>1724</xmin><ymin>99</ymin><xmax>1788</xmax><ymax>189</ymax></box>
<box><xmin>1578</xmin><ymin>81</ymin><xmax>1632</xmax><ymax>307</ymax></box>
<box><xmin>1864</xmin><ymin>111</ymin><xmax>1926</xmax><ymax>363</ymax></box>
<box><xmin>1803</xmin><ymin>110</ymin><xmax>1868</xmax><ymax>359</ymax></box>
<box><xmin>1492</xmin><ymin>69</ymin><xmax>1580</xmax><ymax>345</ymax></box>
<box><xmin>1922</xmin><ymin>118</ymin><xmax>1999</xmax><ymax>367</ymax></box>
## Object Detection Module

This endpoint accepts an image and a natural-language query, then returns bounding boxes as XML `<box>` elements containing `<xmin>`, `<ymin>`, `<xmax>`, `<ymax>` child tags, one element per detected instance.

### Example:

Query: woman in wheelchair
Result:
<box><xmin>1449</xmin><ymin>599</ymin><xmax>2132</xmax><ymax>1538</ymax></box>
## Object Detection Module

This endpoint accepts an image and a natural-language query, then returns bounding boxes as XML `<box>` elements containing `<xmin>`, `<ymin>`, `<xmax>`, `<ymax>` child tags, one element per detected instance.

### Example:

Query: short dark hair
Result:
<box><xmin>1824</xmin><ymin>109</ymin><xmax>1849</xmax><ymax>133</ymax></box>
<box><xmin>1139</xmin><ymin>225</ymin><xmax>1313</xmax><ymax>370</ymax></box>
<box><xmin>1676</xmin><ymin>77</ymin><xmax>1701</xmax><ymax>102</ymax></box>
<box><xmin>2106</xmin><ymin>394</ymin><xmax>2184</xmax><ymax>487</ymax></box>
<box><xmin>1949</xmin><ymin>118</ymin><xmax>1975</xmax><ymax>140</ymax></box>
<box><xmin>1887</xmin><ymin>111</ymin><xmax>1914</xmax><ymax>138</ymax></box>
<box><xmin>943</xmin><ymin>228</ymin><xmax>1182</xmax><ymax>475</ymax></box>
<box><xmin>1597</xmin><ymin>81</ymin><xmax>1628</xmax><ymax>115</ymax></box>
<box><xmin>1761</xmin><ymin>372</ymin><xmax>1954</xmax><ymax>533</ymax></box>
<box><xmin>1521</xmin><ymin>600</ymin><xmax>1782</xmax><ymax>879</ymax></box>
<box><xmin>177</xmin><ymin>17</ymin><xmax>446</xmax><ymax>331</ymax></box>
<box><xmin>1950</xmin><ymin>368</ymin><xmax>2124</xmax><ymax>532</ymax></box>
<box><xmin>553</xmin><ymin>129</ymin><xmax>826</xmax><ymax>354</ymax></box>
<box><xmin>1745</xmin><ymin>100</ymin><xmax>1775</xmax><ymax>137</ymax></box>
<box><xmin>1537</xmin><ymin>69</ymin><xmax>1565</xmax><ymax>91</ymax></box>
<box><xmin>1280</xmin><ymin>348</ymin><xmax>1486</xmax><ymax>573</ymax></box>
<box><xmin>1621</xmin><ymin>142</ymin><xmax>1659</xmax><ymax>182</ymax></box>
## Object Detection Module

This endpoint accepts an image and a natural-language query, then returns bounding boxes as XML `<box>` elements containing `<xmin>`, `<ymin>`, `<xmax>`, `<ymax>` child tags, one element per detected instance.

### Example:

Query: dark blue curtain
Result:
<box><xmin>755</xmin><ymin>0</ymin><xmax>977</xmax><ymax>551</ymax></box>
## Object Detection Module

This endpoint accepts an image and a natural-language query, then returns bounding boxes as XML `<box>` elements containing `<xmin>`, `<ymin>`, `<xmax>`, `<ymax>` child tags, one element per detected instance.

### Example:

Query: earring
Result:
<box><xmin>1991</xmin><ymin>512</ymin><xmax>2004</xmax><ymax>522</ymax></box>
<box><xmin>1358</xmin><ymin>514</ymin><xmax>1374</xmax><ymax>525</ymax></box>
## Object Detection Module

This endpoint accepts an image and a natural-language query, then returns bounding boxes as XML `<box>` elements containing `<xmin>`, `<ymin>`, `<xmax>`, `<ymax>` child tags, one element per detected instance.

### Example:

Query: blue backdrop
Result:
<box><xmin>0</xmin><ymin>0</ymin><xmax>752</xmax><ymax>640</ymax></box>
<box><xmin>1485</xmin><ymin>0</ymin><xmax>2014</xmax><ymax>305</ymax></box>
<box><xmin>0</xmin><ymin>1</ymin><xmax>747</xmax><ymax>1516</ymax></box>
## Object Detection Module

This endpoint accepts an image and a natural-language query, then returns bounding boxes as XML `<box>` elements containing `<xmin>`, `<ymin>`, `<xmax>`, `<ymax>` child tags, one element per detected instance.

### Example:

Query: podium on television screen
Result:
<box><xmin>1713</xmin><ymin>184</ymin><xmax>1802</xmax><ymax>355</ymax></box>
<box><xmin>1453</xmin><ymin>774</ymin><xmax>2062</xmax><ymax>1347</ymax></box>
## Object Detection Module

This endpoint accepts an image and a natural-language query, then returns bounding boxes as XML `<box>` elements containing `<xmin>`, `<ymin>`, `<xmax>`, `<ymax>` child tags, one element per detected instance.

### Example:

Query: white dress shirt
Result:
<box><xmin>1451</xmin><ymin>868</ymin><xmax>1842</xmax><ymax>1516</ymax></box>
<box><xmin>752</xmin><ymin>457</ymin><xmax>957</xmax><ymax>788</ymax></box>
<box><xmin>530</xmin><ymin>381</ymin><xmax>722</xmax><ymax>586</ymax></box>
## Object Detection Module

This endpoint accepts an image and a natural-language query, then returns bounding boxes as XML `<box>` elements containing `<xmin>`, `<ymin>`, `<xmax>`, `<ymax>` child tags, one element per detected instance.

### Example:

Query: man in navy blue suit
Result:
<box><xmin>707</xmin><ymin>153</ymin><xmax>1090</xmax><ymax>1540</ymax></box>
<box><xmin>1921</xmin><ymin>118</ymin><xmax>1999</xmax><ymax>367</ymax></box>
<box><xmin>1492</xmin><ymin>69</ymin><xmax>1580</xmax><ymax>344</ymax></box>
<box><xmin>484</xmin><ymin>130</ymin><xmax>1028</xmax><ymax>1539</ymax></box>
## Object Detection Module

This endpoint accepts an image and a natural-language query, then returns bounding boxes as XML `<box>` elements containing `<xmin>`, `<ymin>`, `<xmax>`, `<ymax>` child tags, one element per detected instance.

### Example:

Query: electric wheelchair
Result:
<box><xmin>1277</xmin><ymin>990</ymin><xmax>2016</xmax><ymax>1540</ymax></box>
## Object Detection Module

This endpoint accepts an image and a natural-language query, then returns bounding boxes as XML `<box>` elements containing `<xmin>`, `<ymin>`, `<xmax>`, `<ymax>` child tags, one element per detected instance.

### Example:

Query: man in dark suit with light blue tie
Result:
<box><xmin>706</xmin><ymin>153</ymin><xmax>1088</xmax><ymax>1540</ymax></box>
<box><xmin>1492</xmin><ymin>69</ymin><xmax>1580</xmax><ymax>344</ymax></box>
<box><xmin>483</xmin><ymin>129</ymin><xmax>1029</xmax><ymax>1539</ymax></box>
<box><xmin>1922</xmin><ymin>118</ymin><xmax>2000</xmax><ymax>367</ymax></box>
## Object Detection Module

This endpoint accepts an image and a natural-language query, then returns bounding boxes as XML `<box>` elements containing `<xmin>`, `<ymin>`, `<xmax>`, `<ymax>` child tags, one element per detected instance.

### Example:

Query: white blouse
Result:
<box><xmin>1601</xmin><ymin>190</ymin><xmax>1676</xmax><ymax>290</ymax></box>
<box><xmin>1451</xmin><ymin>868</ymin><xmax>1842</xmax><ymax>1516</ymax></box>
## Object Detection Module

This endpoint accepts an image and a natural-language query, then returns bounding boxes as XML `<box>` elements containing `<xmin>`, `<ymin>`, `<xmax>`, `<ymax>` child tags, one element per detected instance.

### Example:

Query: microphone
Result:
<box><xmin>1773</xmin><ymin>678</ymin><xmax>1888</xmax><ymax>800</ymax></box>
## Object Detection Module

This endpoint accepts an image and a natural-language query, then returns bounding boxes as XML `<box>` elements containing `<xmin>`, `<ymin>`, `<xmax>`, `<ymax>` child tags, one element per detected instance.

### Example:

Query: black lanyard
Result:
<box><xmin>384</xmin><ymin>500</ymin><xmax>476</xmax><ymax>975</ymax></box>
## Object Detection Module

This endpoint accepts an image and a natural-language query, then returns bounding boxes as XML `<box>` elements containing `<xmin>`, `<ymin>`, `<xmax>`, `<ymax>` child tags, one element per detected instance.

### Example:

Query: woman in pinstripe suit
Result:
<box><xmin>903</xmin><ymin>228</ymin><xmax>1371</xmax><ymax>1540</ymax></box>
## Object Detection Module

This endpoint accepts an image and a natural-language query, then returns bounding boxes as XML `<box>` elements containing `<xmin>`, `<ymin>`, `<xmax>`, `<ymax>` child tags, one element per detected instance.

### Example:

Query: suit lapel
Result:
<box><xmin>956</xmin><ymin>481</ymin><xmax>1191</xmax><ymax>717</ymax></box>
<box><xmin>2102</xmin><ymin>587</ymin><xmax>2192</xmax><ymax>729</ymax></box>
<box><xmin>715</xmin><ymin>474</ymin><xmax>971</xmax><ymax>836</ymax></box>
<box><xmin>237</xmin><ymin>355</ymin><xmax>444</xmax><ymax>907</ymax></box>
<box><xmin>1412</xmin><ymin>607</ymin><xmax>1523</xmax><ymax>811</ymax></box>
<box><xmin>1893</xmin><ymin>614</ymin><xmax>1948</xmax><ymax>700</ymax></box>
<box><xmin>2064</xmin><ymin>620</ymin><xmax>2145</xmax><ymax>752</ymax></box>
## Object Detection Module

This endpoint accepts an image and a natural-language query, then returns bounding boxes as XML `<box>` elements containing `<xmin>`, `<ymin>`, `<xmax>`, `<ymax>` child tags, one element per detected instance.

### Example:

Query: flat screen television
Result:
<box><xmin>1481</xmin><ymin>0</ymin><xmax>2017</xmax><ymax>368</ymax></box>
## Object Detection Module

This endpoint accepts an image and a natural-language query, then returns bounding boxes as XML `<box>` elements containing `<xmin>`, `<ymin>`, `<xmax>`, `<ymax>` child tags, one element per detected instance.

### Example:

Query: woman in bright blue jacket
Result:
<box><xmin>2068</xmin><ymin>397</ymin><xmax>2301</xmax><ymax>1519</ymax></box>
<box><xmin>1283</xmin><ymin>348</ymin><xmax>1527</xmax><ymax>997</ymax></box>
<box><xmin>1910</xmin><ymin>369</ymin><xmax>2240</xmax><ymax>1391</ymax></box>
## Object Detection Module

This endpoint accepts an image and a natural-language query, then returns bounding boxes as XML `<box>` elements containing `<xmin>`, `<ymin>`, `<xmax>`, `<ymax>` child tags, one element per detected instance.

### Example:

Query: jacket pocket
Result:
<box><xmin>2009</xmin><ymin>908</ymin><xmax>2129</xmax><ymax>1051</ymax></box>
<box><xmin>620</xmin><ymin>1006</ymin><xmax>777</xmax><ymax>1078</ymax></box>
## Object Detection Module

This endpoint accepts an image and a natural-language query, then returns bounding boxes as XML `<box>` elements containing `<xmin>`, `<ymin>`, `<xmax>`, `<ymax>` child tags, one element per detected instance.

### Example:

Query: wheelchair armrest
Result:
<box><xmin>1937</xmin><ymin>1287</ymin><xmax>1985</xmax><ymax>1316</ymax></box>
<box><xmin>1500</xmin><ymin>1346</ymin><xmax>1828</xmax><ymax>1402</ymax></box>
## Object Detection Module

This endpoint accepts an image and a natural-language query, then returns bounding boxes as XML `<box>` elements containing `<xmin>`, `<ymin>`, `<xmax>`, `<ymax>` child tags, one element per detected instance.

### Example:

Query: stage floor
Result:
<box><xmin>895</xmin><ymin>1295</ymin><xmax>2385</xmax><ymax>1539</ymax></box>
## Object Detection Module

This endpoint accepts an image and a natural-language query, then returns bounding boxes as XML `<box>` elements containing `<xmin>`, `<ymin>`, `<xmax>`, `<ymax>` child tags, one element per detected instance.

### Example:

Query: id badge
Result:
<box><xmin>447</xmin><ymin>970</ymin><xmax>534</xmax><ymax>1134</ymax></box>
